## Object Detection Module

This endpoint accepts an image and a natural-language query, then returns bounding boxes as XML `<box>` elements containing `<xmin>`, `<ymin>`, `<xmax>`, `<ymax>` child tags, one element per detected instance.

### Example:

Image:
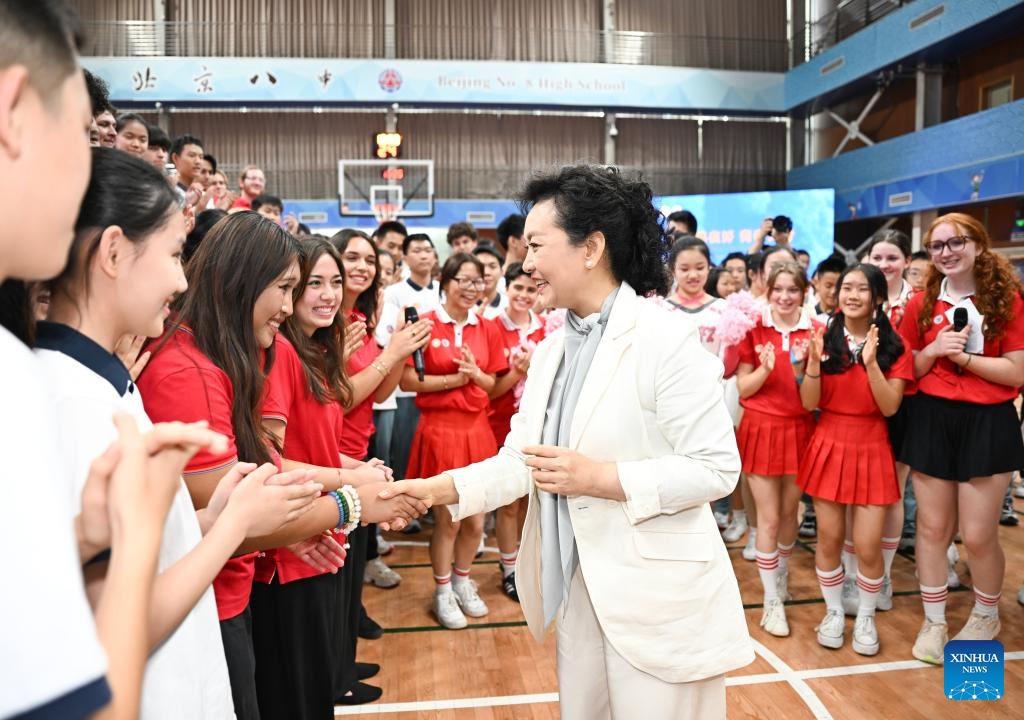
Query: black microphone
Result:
<box><xmin>953</xmin><ymin>307</ymin><xmax>968</xmax><ymax>333</ymax></box>
<box><xmin>405</xmin><ymin>306</ymin><xmax>425</xmax><ymax>381</ymax></box>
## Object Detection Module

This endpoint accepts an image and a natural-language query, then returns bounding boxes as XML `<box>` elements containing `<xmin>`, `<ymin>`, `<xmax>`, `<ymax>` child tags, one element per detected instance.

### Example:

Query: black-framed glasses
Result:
<box><xmin>925</xmin><ymin>236</ymin><xmax>972</xmax><ymax>255</ymax></box>
<box><xmin>453</xmin><ymin>276</ymin><xmax>486</xmax><ymax>290</ymax></box>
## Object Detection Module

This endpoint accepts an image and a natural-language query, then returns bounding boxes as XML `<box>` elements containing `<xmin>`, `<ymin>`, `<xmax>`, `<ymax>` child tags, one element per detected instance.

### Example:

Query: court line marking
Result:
<box><xmin>750</xmin><ymin>639</ymin><xmax>834</xmax><ymax>720</ymax></box>
<box><xmin>334</xmin><ymin>651</ymin><xmax>1024</xmax><ymax>716</ymax></box>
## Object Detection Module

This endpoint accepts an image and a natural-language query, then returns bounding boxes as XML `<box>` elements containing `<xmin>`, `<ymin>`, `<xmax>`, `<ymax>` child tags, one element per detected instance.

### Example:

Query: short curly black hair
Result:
<box><xmin>517</xmin><ymin>165</ymin><xmax>669</xmax><ymax>297</ymax></box>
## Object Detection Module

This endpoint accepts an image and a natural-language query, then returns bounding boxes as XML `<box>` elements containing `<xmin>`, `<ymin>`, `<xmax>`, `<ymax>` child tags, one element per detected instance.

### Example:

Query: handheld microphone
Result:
<box><xmin>405</xmin><ymin>306</ymin><xmax>425</xmax><ymax>381</ymax></box>
<box><xmin>953</xmin><ymin>307</ymin><xmax>969</xmax><ymax>333</ymax></box>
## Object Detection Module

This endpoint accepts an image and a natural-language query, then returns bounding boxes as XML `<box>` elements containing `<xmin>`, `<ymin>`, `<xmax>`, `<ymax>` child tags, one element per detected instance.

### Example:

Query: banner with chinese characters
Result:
<box><xmin>83</xmin><ymin>57</ymin><xmax>784</xmax><ymax>112</ymax></box>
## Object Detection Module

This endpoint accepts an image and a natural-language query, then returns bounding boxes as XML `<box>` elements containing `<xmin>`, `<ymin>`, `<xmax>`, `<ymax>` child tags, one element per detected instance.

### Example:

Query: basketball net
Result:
<box><xmin>373</xmin><ymin>203</ymin><xmax>399</xmax><ymax>224</ymax></box>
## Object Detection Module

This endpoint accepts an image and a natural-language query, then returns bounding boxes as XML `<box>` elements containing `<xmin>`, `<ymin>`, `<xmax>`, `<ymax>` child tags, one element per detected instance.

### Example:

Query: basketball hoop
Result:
<box><xmin>373</xmin><ymin>203</ymin><xmax>399</xmax><ymax>224</ymax></box>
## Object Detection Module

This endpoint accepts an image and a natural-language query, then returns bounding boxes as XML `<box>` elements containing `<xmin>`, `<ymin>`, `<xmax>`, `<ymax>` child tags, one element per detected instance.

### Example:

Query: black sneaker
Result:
<box><xmin>798</xmin><ymin>513</ymin><xmax>817</xmax><ymax>538</ymax></box>
<box><xmin>502</xmin><ymin>572</ymin><xmax>520</xmax><ymax>603</ymax></box>
<box><xmin>355</xmin><ymin>662</ymin><xmax>380</xmax><ymax>681</ymax></box>
<box><xmin>358</xmin><ymin>614</ymin><xmax>383</xmax><ymax>640</ymax></box>
<box><xmin>1000</xmin><ymin>496</ymin><xmax>1019</xmax><ymax>526</ymax></box>
<box><xmin>335</xmin><ymin>681</ymin><xmax>382</xmax><ymax>706</ymax></box>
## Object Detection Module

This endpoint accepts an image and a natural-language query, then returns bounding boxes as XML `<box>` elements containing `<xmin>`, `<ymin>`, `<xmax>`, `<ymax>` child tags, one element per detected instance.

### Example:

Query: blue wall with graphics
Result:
<box><xmin>788</xmin><ymin>100</ymin><xmax>1024</xmax><ymax>221</ymax></box>
<box><xmin>786</xmin><ymin>0</ymin><xmax>1023</xmax><ymax>110</ymax></box>
<box><xmin>288</xmin><ymin>188</ymin><xmax>835</xmax><ymax>269</ymax></box>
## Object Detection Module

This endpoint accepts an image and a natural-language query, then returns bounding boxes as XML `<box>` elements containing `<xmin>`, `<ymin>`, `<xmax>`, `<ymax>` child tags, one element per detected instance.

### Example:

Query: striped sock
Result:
<box><xmin>756</xmin><ymin>550</ymin><xmax>781</xmax><ymax>602</ymax></box>
<box><xmin>973</xmin><ymin>587</ymin><xmax>1001</xmax><ymax>619</ymax></box>
<box><xmin>777</xmin><ymin>541</ymin><xmax>795</xmax><ymax>573</ymax></box>
<box><xmin>920</xmin><ymin>583</ymin><xmax>948</xmax><ymax>623</ymax></box>
<box><xmin>856</xmin><ymin>572</ymin><xmax>884</xmax><ymax>617</ymax></box>
<box><xmin>499</xmin><ymin>552</ymin><xmax>517</xmax><ymax>579</ymax></box>
<box><xmin>842</xmin><ymin>542</ymin><xmax>858</xmax><ymax>578</ymax></box>
<box><xmin>816</xmin><ymin>565</ymin><xmax>845</xmax><ymax>612</ymax></box>
<box><xmin>434</xmin><ymin>572</ymin><xmax>453</xmax><ymax>595</ymax></box>
<box><xmin>881</xmin><ymin>537</ymin><xmax>900</xmax><ymax>580</ymax></box>
<box><xmin>452</xmin><ymin>566</ymin><xmax>471</xmax><ymax>590</ymax></box>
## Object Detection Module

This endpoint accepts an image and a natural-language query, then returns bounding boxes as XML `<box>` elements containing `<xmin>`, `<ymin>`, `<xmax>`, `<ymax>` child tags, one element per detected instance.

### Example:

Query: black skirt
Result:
<box><xmin>886</xmin><ymin>393</ymin><xmax>915</xmax><ymax>459</ymax></box>
<box><xmin>899</xmin><ymin>392</ymin><xmax>1024</xmax><ymax>482</ymax></box>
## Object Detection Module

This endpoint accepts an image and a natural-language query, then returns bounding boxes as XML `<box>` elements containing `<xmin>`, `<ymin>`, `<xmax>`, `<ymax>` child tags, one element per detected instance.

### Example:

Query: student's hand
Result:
<box><xmin>345</xmin><ymin>462</ymin><xmax>388</xmax><ymax>487</ymax></box>
<box><xmin>342</xmin><ymin>320</ymin><xmax>367</xmax><ymax>361</ymax></box>
<box><xmin>225</xmin><ymin>467</ymin><xmax>322</xmax><ymax>536</ymax></box>
<box><xmin>757</xmin><ymin>342</ymin><xmax>776</xmax><ymax>372</ymax></box>
<box><xmin>289</xmin><ymin>532</ymin><xmax>347</xmax><ymax>574</ymax></box>
<box><xmin>361</xmin><ymin>458</ymin><xmax>394</xmax><ymax>483</ymax></box>
<box><xmin>377</xmin><ymin>478</ymin><xmax>438</xmax><ymax>511</ymax></box>
<box><xmin>929</xmin><ymin>323</ymin><xmax>969</xmax><ymax>358</ymax></box>
<box><xmin>357</xmin><ymin>482</ymin><xmax>430</xmax><ymax>530</ymax></box>
<box><xmin>862</xmin><ymin>325</ymin><xmax>880</xmax><ymax>367</ymax></box>
<box><xmin>183</xmin><ymin>203</ymin><xmax>196</xmax><ymax>236</ymax></box>
<box><xmin>76</xmin><ymin>442</ymin><xmax>120</xmax><ymax>562</ymax></box>
<box><xmin>114</xmin><ymin>334</ymin><xmax>151</xmax><ymax>381</ymax></box>
<box><xmin>215</xmin><ymin>191</ymin><xmax>239</xmax><ymax>211</ymax></box>
<box><xmin>511</xmin><ymin>348</ymin><xmax>532</xmax><ymax>375</ymax></box>
<box><xmin>807</xmin><ymin>328</ymin><xmax>824</xmax><ymax>364</ymax></box>
<box><xmin>388</xmin><ymin>319</ymin><xmax>432</xmax><ymax>360</ymax></box>
<box><xmin>283</xmin><ymin>213</ymin><xmax>300</xmax><ymax>235</ymax></box>
<box><xmin>458</xmin><ymin>345</ymin><xmax>481</xmax><ymax>382</ymax></box>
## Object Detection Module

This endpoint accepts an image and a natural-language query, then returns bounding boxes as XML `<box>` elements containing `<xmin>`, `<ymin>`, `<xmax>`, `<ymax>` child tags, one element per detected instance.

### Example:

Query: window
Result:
<box><xmin>981</xmin><ymin>78</ymin><xmax>1013</xmax><ymax>110</ymax></box>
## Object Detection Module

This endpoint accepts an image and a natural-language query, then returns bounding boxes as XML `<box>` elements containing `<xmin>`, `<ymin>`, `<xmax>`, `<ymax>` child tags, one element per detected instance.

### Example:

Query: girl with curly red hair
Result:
<box><xmin>899</xmin><ymin>213</ymin><xmax>1024</xmax><ymax>664</ymax></box>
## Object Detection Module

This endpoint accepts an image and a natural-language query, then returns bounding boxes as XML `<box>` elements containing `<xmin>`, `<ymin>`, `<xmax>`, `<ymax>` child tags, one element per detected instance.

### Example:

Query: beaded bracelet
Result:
<box><xmin>339</xmin><ymin>484</ymin><xmax>362</xmax><ymax>534</ymax></box>
<box><xmin>330</xmin><ymin>489</ymin><xmax>349</xmax><ymax>532</ymax></box>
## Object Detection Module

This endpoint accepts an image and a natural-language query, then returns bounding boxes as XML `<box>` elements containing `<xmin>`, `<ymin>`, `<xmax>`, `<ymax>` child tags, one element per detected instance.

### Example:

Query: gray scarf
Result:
<box><xmin>539</xmin><ymin>286</ymin><xmax>619</xmax><ymax>626</ymax></box>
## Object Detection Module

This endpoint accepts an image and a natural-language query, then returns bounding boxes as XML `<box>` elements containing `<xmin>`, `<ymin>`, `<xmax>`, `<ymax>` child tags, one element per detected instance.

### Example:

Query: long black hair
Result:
<box><xmin>169</xmin><ymin>212</ymin><xmax>299</xmax><ymax>466</ymax></box>
<box><xmin>51</xmin><ymin>147</ymin><xmax>179</xmax><ymax>315</ymax></box>
<box><xmin>822</xmin><ymin>263</ymin><xmax>904</xmax><ymax>374</ymax></box>
<box><xmin>518</xmin><ymin>165</ymin><xmax>669</xmax><ymax>297</ymax></box>
<box><xmin>330</xmin><ymin>229</ymin><xmax>381</xmax><ymax>334</ymax></box>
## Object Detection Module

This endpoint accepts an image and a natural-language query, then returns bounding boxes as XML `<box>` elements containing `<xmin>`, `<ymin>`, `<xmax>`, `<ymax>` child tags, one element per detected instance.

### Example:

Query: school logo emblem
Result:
<box><xmin>934</xmin><ymin>315</ymin><xmax>945</xmax><ymax>325</ymax></box>
<box><xmin>431</xmin><ymin>338</ymin><xmax>442</xmax><ymax>348</ymax></box>
<box><xmin>441</xmin><ymin>339</ymin><xmax>451</xmax><ymax>348</ymax></box>
<box><xmin>378</xmin><ymin>68</ymin><xmax>402</xmax><ymax>93</ymax></box>
<box><xmin>944</xmin><ymin>640</ymin><xmax>1003</xmax><ymax>700</ymax></box>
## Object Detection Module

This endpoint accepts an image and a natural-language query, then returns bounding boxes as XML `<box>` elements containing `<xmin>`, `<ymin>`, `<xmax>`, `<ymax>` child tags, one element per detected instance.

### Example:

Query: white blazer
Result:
<box><xmin>447</xmin><ymin>283</ymin><xmax>755</xmax><ymax>683</ymax></box>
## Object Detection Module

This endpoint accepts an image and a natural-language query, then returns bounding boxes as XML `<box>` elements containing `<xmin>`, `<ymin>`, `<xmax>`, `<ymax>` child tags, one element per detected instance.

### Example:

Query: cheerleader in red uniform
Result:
<box><xmin>486</xmin><ymin>262</ymin><xmax>545</xmax><ymax>600</ymax></box>
<box><xmin>797</xmin><ymin>263</ymin><xmax>913</xmax><ymax>656</ymax></box>
<box><xmin>736</xmin><ymin>261</ymin><xmax>822</xmax><ymax>637</ymax></box>
<box><xmin>401</xmin><ymin>253</ymin><xmax>507</xmax><ymax>629</ymax></box>
<box><xmin>900</xmin><ymin>213</ymin><xmax>1024</xmax><ymax>663</ymax></box>
<box><xmin>835</xmin><ymin>230</ymin><xmax>917</xmax><ymax>615</ymax></box>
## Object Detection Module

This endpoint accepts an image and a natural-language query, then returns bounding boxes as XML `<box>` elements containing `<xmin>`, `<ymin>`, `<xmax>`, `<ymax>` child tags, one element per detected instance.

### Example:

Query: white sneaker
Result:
<box><xmin>912</xmin><ymin>619</ymin><xmax>947</xmax><ymax>665</ymax></box>
<box><xmin>452</xmin><ymin>579</ymin><xmax>489</xmax><ymax>618</ymax></box>
<box><xmin>364</xmin><ymin>557</ymin><xmax>401</xmax><ymax>588</ymax></box>
<box><xmin>742</xmin><ymin>528</ymin><xmax>758</xmax><ymax>561</ymax></box>
<box><xmin>722</xmin><ymin>513</ymin><xmax>748</xmax><ymax>543</ymax></box>
<box><xmin>816</xmin><ymin>609</ymin><xmax>845</xmax><ymax>649</ymax></box>
<box><xmin>432</xmin><ymin>591</ymin><xmax>467</xmax><ymax>629</ymax></box>
<box><xmin>376</xmin><ymin>534</ymin><xmax>394</xmax><ymax>556</ymax></box>
<box><xmin>852</xmin><ymin>614</ymin><xmax>880</xmax><ymax>656</ymax></box>
<box><xmin>760</xmin><ymin>598</ymin><xmax>789</xmax><ymax>637</ymax></box>
<box><xmin>952</xmin><ymin>611</ymin><xmax>1001</xmax><ymax>642</ymax></box>
<box><xmin>841</xmin><ymin>574</ymin><xmax>859</xmax><ymax>617</ymax></box>
<box><xmin>714</xmin><ymin>510</ymin><xmax>730</xmax><ymax>530</ymax></box>
<box><xmin>877</xmin><ymin>577</ymin><xmax>893</xmax><ymax>612</ymax></box>
<box><xmin>776</xmin><ymin>569</ymin><xmax>791</xmax><ymax>602</ymax></box>
<box><xmin>947</xmin><ymin>544</ymin><xmax>961</xmax><ymax>589</ymax></box>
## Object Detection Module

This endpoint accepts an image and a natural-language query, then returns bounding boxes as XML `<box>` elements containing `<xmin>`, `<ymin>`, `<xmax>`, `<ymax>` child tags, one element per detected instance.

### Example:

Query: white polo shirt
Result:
<box><xmin>34</xmin><ymin>323</ymin><xmax>234</xmax><ymax>720</ymax></box>
<box><xmin>0</xmin><ymin>326</ymin><xmax>110</xmax><ymax>719</ymax></box>
<box><xmin>375</xmin><ymin>277</ymin><xmax>442</xmax><ymax>402</ymax></box>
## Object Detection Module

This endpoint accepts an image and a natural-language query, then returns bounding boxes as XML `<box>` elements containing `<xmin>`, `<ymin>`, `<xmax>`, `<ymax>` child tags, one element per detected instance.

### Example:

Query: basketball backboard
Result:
<box><xmin>338</xmin><ymin>159</ymin><xmax>434</xmax><ymax>222</ymax></box>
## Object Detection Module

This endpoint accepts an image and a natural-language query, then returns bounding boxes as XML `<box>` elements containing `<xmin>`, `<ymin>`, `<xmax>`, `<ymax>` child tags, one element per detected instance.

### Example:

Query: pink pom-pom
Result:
<box><xmin>716</xmin><ymin>291</ymin><xmax>764</xmax><ymax>346</ymax></box>
<box><xmin>542</xmin><ymin>308</ymin><xmax>567</xmax><ymax>335</ymax></box>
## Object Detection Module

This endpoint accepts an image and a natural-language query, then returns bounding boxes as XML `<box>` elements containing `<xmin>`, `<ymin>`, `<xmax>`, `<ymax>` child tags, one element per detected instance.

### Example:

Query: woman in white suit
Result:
<box><xmin>381</xmin><ymin>165</ymin><xmax>754</xmax><ymax>719</ymax></box>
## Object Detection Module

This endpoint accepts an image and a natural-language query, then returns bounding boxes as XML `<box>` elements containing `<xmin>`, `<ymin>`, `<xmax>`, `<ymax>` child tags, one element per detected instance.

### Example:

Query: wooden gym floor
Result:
<box><xmin>340</xmin><ymin>498</ymin><xmax>1024</xmax><ymax>719</ymax></box>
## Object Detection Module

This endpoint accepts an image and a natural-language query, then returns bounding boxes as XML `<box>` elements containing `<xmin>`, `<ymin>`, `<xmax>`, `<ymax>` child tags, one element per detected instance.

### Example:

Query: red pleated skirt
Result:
<box><xmin>736</xmin><ymin>407</ymin><xmax>814</xmax><ymax>476</ymax></box>
<box><xmin>406</xmin><ymin>407</ymin><xmax>497</xmax><ymax>479</ymax></box>
<box><xmin>797</xmin><ymin>411</ymin><xmax>900</xmax><ymax>505</ymax></box>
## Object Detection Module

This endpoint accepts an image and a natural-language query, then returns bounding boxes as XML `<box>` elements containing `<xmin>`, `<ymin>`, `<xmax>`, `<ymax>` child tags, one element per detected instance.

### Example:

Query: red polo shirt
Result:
<box><xmin>339</xmin><ymin>310</ymin><xmax>380</xmax><ymax>460</ymax></box>
<box><xmin>139</xmin><ymin>326</ymin><xmax>272</xmax><ymax>621</ymax></box>
<box><xmin>487</xmin><ymin>312</ymin><xmax>545</xmax><ymax>447</ymax></box>
<box><xmin>738</xmin><ymin>309</ymin><xmax>824</xmax><ymax>418</ymax></box>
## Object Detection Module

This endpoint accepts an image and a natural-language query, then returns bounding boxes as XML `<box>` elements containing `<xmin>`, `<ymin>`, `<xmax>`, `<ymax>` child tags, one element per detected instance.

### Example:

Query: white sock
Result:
<box><xmin>816</xmin><ymin>565</ymin><xmax>845</xmax><ymax>613</ymax></box>
<box><xmin>856</xmin><ymin>572</ymin><xmax>883</xmax><ymax>617</ymax></box>
<box><xmin>757</xmin><ymin>551</ymin><xmax>780</xmax><ymax>602</ymax></box>
<box><xmin>881</xmin><ymin>537</ymin><xmax>900</xmax><ymax>581</ymax></box>
<box><xmin>973</xmin><ymin>587</ymin><xmax>1001</xmax><ymax>619</ymax></box>
<box><xmin>920</xmin><ymin>584</ymin><xmax>947</xmax><ymax>624</ymax></box>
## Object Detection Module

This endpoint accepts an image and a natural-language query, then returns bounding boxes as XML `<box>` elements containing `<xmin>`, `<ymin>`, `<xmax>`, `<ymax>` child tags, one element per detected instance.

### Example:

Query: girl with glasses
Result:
<box><xmin>400</xmin><ymin>252</ymin><xmax>507</xmax><ymax>629</ymax></box>
<box><xmin>898</xmin><ymin>213</ymin><xmax>1024</xmax><ymax>663</ymax></box>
